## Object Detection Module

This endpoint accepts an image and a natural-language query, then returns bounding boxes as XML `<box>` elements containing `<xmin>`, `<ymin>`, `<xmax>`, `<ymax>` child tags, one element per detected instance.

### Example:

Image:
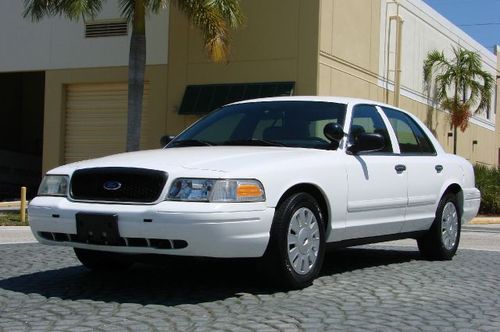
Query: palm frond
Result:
<box><xmin>423</xmin><ymin>50</ymin><xmax>447</xmax><ymax>84</ymax></box>
<box><xmin>23</xmin><ymin>0</ymin><xmax>54</xmax><ymax>21</ymax></box>
<box><xmin>24</xmin><ymin>0</ymin><xmax>103</xmax><ymax>21</ymax></box>
<box><xmin>476</xmin><ymin>69</ymin><xmax>494</xmax><ymax>112</ymax></box>
<box><xmin>148</xmin><ymin>0</ymin><xmax>169</xmax><ymax>13</ymax></box>
<box><xmin>174</xmin><ymin>0</ymin><xmax>243</xmax><ymax>62</ymax></box>
<box><xmin>118</xmin><ymin>0</ymin><xmax>135</xmax><ymax>21</ymax></box>
<box><xmin>209</xmin><ymin>0</ymin><xmax>244</xmax><ymax>28</ymax></box>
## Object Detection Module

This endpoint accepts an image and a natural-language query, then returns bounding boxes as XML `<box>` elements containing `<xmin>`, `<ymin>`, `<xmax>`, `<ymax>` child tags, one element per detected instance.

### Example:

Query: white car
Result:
<box><xmin>29</xmin><ymin>96</ymin><xmax>480</xmax><ymax>288</ymax></box>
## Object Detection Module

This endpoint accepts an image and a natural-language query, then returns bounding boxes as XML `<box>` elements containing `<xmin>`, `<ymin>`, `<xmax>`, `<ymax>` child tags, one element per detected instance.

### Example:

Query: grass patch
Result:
<box><xmin>474</xmin><ymin>165</ymin><xmax>500</xmax><ymax>216</ymax></box>
<box><xmin>0</xmin><ymin>212</ymin><xmax>29</xmax><ymax>226</ymax></box>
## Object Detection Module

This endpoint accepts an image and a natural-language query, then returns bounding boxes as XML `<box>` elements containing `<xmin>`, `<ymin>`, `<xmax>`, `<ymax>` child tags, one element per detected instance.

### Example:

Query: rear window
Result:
<box><xmin>382</xmin><ymin>107</ymin><xmax>436</xmax><ymax>155</ymax></box>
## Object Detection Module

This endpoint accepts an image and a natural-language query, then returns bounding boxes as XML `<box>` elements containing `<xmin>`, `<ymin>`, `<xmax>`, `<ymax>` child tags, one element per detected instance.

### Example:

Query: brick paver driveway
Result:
<box><xmin>1</xmin><ymin>243</ymin><xmax>499</xmax><ymax>331</ymax></box>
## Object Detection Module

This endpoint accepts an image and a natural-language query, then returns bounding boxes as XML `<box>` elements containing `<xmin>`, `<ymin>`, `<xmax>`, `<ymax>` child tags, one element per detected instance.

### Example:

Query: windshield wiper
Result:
<box><xmin>170</xmin><ymin>139</ymin><xmax>214</xmax><ymax>147</ymax></box>
<box><xmin>222</xmin><ymin>139</ymin><xmax>285</xmax><ymax>147</ymax></box>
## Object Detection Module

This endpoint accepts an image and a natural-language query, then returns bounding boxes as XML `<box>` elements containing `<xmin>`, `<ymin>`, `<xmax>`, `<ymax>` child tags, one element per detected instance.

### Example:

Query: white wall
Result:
<box><xmin>379</xmin><ymin>0</ymin><xmax>497</xmax><ymax>130</ymax></box>
<box><xmin>0</xmin><ymin>0</ymin><xmax>168</xmax><ymax>72</ymax></box>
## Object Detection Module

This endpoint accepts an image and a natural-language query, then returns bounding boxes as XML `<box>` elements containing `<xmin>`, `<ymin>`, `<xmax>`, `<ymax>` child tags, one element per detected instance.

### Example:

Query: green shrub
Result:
<box><xmin>474</xmin><ymin>165</ymin><xmax>500</xmax><ymax>215</ymax></box>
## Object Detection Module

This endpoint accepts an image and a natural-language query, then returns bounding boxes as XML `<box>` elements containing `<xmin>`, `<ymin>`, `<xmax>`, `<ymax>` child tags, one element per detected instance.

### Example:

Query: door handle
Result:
<box><xmin>395</xmin><ymin>164</ymin><xmax>406</xmax><ymax>173</ymax></box>
<box><xmin>435</xmin><ymin>165</ymin><xmax>443</xmax><ymax>173</ymax></box>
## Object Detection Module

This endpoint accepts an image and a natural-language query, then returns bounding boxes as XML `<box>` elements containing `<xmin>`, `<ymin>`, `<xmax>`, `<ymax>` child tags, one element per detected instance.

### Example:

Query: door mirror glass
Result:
<box><xmin>323</xmin><ymin>122</ymin><xmax>345</xmax><ymax>142</ymax></box>
<box><xmin>348</xmin><ymin>133</ymin><xmax>385</xmax><ymax>154</ymax></box>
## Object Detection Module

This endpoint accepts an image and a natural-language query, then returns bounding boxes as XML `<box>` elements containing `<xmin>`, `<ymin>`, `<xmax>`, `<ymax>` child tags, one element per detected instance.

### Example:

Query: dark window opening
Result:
<box><xmin>382</xmin><ymin>107</ymin><xmax>436</xmax><ymax>155</ymax></box>
<box><xmin>0</xmin><ymin>72</ymin><xmax>45</xmax><ymax>200</ymax></box>
<box><xmin>349</xmin><ymin>105</ymin><xmax>393</xmax><ymax>153</ymax></box>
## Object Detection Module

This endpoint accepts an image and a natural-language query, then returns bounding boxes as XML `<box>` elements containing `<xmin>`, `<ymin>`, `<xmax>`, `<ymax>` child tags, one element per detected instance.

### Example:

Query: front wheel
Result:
<box><xmin>263</xmin><ymin>192</ymin><xmax>326</xmax><ymax>289</ymax></box>
<box><xmin>417</xmin><ymin>193</ymin><xmax>461</xmax><ymax>260</ymax></box>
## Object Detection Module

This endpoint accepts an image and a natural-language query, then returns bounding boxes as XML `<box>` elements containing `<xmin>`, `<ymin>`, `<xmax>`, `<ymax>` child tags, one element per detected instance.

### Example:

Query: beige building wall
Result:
<box><xmin>165</xmin><ymin>0</ymin><xmax>321</xmax><ymax>134</ymax></box>
<box><xmin>318</xmin><ymin>0</ymin><xmax>382</xmax><ymax>101</ymax></box>
<box><xmin>317</xmin><ymin>0</ymin><xmax>499</xmax><ymax>167</ymax></box>
<box><xmin>42</xmin><ymin>65</ymin><xmax>168</xmax><ymax>172</ymax></box>
<box><xmin>496</xmin><ymin>46</ymin><xmax>500</xmax><ymax>166</ymax></box>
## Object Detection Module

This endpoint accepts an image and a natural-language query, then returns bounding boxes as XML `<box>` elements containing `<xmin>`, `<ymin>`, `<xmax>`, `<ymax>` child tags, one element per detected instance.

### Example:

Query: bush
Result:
<box><xmin>474</xmin><ymin>165</ymin><xmax>500</xmax><ymax>215</ymax></box>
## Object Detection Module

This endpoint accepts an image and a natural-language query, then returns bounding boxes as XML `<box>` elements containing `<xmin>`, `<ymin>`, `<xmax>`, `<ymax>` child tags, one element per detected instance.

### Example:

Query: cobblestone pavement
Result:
<box><xmin>0</xmin><ymin>243</ymin><xmax>499</xmax><ymax>331</ymax></box>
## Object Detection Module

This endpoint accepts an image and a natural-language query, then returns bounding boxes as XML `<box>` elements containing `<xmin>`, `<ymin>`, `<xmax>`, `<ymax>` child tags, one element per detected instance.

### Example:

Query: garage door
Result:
<box><xmin>64</xmin><ymin>82</ymin><xmax>149</xmax><ymax>164</ymax></box>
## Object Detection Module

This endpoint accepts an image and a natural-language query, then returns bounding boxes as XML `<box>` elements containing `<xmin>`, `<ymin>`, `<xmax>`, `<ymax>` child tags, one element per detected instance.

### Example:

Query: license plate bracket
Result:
<box><xmin>76</xmin><ymin>213</ymin><xmax>120</xmax><ymax>245</ymax></box>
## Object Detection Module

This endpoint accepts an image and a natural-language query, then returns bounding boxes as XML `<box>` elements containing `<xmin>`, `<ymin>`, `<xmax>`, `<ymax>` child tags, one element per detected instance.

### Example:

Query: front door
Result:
<box><xmin>344</xmin><ymin>105</ymin><xmax>407</xmax><ymax>239</ymax></box>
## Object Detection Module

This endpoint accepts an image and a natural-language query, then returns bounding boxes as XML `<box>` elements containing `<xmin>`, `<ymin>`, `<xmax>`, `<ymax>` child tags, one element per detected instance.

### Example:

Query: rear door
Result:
<box><xmin>381</xmin><ymin>107</ymin><xmax>446</xmax><ymax>232</ymax></box>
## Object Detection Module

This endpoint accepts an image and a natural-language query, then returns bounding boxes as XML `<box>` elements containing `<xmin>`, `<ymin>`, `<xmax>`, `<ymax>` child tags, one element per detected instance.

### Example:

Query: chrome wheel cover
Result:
<box><xmin>441</xmin><ymin>202</ymin><xmax>459</xmax><ymax>250</ymax></box>
<box><xmin>287</xmin><ymin>207</ymin><xmax>320</xmax><ymax>275</ymax></box>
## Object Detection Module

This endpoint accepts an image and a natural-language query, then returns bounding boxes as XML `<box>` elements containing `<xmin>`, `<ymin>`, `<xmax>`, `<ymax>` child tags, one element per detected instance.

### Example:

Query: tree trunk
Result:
<box><xmin>126</xmin><ymin>0</ymin><xmax>146</xmax><ymax>152</ymax></box>
<box><xmin>453</xmin><ymin>125</ymin><xmax>457</xmax><ymax>155</ymax></box>
<box><xmin>451</xmin><ymin>80</ymin><xmax>459</xmax><ymax>155</ymax></box>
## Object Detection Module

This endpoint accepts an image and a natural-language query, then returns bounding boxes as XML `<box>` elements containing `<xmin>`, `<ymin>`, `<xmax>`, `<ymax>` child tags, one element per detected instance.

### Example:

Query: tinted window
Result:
<box><xmin>349</xmin><ymin>105</ymin><xmax>392</xmax><ymax>153</ymax></box>
<box><xmin>382</xmin><ymin>107</ymin><xmax>436</xmax><ymax>155</ymax></box>
<box><xmin>172</xmin><ymin>101</ymin><xmax>347</xmax><ymax>149</ymax></box>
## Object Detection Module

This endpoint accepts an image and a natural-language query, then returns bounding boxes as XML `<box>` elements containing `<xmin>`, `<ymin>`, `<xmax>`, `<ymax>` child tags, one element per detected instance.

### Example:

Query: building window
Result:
<box><xmin>178</xmin><ymin>82</ymin><xmax>295</xmax><ymax>115</ymax></box>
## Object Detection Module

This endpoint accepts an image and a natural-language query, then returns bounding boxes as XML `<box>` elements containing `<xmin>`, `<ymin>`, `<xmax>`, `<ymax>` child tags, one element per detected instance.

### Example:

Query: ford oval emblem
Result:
<box><xmin>103</xmin><ymin>180</ymin><xmax>122</xmax><ymax>191</ymax></box>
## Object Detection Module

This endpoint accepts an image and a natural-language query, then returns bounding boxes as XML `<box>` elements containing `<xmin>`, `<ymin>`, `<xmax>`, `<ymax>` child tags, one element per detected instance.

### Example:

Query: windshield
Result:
<box><xmin>169</xmin><ymin>101</ymin><xmax>347</xmax><ymax>150</ymax></box>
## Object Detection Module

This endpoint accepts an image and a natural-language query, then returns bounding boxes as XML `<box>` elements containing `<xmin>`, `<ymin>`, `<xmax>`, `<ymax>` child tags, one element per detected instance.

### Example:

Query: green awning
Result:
<box><xmin>178</xmin><ymin>81</ymin><xmax>295</xmax><ymax>115</ymax></box>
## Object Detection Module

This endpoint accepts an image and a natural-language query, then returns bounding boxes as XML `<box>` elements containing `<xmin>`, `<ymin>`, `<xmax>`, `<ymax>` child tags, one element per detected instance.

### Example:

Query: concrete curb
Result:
<box><xmin>469</xmin><ymin>217</ymin><xmax>500</xmax><ymax>225</ymax></box>
<box><xmin>0</xmin><ymin>201</ymin><xmax>20</xmax><ymax>208</ymax></box>
<box><xmin>0</xmin><ymin>201</ymin><xmax>25</xmax><ymax>212</ymax></box>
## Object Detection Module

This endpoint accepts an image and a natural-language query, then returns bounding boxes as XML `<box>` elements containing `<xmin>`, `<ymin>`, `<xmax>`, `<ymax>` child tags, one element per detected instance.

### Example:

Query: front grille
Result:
<box><xmin>70</xmin><ymin>167</ymin><xmax>167</xmax><ymax>203</ymax></box>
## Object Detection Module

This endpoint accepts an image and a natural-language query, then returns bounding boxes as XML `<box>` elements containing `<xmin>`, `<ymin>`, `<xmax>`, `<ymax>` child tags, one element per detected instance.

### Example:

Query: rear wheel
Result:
<box><xmin>264</xmin><ymin>192</ymin><xmax>325</xmax><ymax>289</ymax></box>
<box><xmin>74</xmin><ymin>248</ymin><xmax>133</xmax><ymax>271</ymax></box>
<box><xmin>417</xmin><ymin>193</ymin><xmax>461</xmax><ymax>260</ymax></box>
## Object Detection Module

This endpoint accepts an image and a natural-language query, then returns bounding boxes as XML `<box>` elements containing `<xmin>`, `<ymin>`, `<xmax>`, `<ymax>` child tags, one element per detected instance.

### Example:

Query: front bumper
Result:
<box><xmin>28</xmin><ymin>197</ymin><xmax>274</xmax><ymax>258</ymax></box>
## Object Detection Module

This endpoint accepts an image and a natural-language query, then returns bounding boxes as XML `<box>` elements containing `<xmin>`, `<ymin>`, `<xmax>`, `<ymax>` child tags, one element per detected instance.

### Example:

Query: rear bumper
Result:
<box><xmin>462</xmin><ymin>188</ymin><xmax>481</xmax><ymax>224</ymax></box>
<box><xmin>28</xmin><ymin>197</ymin><xmax>274</xmax><ymax>258</ymax></box>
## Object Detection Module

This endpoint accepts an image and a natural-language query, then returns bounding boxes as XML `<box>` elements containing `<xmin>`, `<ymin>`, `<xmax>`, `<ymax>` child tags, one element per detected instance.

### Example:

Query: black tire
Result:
<box><xmin>417</xmin><ymin>193</ymin><xmax>461</xmax><ymax>260</ymax></box>
<box><xmin>74</xmin><ymin>248</ymin><xmax>133</xmax><ymax>271</ymax></box>
<box><xmin>263</xmin><ymin>192</ymin><xmax>326</xmax><ymax>289</ymax></box>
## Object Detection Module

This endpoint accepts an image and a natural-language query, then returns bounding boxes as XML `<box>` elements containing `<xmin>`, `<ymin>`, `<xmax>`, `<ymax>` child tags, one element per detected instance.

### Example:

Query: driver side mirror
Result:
<box><xmin>323</xmin><ymin>123</ymin><xmax>345</xmax><ymax>150</ymax></box>
<box><xmin>160</xmin><ymin>135</ymin><xmax>175</xmax><ymax>147</ymax></box>
<box><xmin>348</xmin><ymin>133</ymin><xmax>385</xmax><ymax>154</ymax></box>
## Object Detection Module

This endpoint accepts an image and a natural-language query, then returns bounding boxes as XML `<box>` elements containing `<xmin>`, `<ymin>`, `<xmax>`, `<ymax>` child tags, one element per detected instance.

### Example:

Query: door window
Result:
<box><xmin>382</xmin><ymin>107</ymin><xmax>436</xmax><ymax>155</ymax></box>
<box><xmin>349</xmin><ymin>105</ymin><xmax>392</xmax><ymax>153</ymax></box>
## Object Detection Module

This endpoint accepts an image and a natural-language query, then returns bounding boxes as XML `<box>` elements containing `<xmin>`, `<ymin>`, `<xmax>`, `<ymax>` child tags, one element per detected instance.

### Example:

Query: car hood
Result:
<box><xmin>49</xmin><ymin>146</ymin><xmax>334</xmax><ymax>175</ymax></box>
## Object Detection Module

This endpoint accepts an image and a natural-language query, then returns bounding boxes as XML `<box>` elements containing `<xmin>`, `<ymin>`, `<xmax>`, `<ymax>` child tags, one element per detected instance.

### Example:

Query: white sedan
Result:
<box><xmin>29</xmin><ymin>96</ymin><xmax>480</xmax><ymax>288</ymax></box>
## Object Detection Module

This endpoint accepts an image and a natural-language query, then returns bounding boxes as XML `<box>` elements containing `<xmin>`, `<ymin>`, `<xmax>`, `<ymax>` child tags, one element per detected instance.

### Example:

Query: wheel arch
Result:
<box><xmin>276</xmin><ymin>183</ymin><xmax>330</xmax><ymax>231</ymax></box>
<box><xmin>441</xmin><ymin>183</ymin><xmax>464</xmax><ymax>219</ymax></box>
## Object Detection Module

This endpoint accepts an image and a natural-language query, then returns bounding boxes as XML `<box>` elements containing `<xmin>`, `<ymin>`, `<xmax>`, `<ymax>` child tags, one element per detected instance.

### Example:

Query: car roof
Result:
<box><xmin>229</xmin><ymin>96</ymin><xmax>405</xmax><ymax>112</ymax></box>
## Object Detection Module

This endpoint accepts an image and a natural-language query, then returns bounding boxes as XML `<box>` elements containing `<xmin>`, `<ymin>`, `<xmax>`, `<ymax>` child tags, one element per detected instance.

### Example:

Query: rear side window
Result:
<box><xmin>382</xmin><ymin>107</ymin><xmax>436</xmax><ymax>155</ymax></box>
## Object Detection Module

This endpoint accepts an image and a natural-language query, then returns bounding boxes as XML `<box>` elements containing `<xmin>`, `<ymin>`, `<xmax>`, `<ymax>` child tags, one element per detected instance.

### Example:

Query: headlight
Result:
<box><xmin>167</xmin><ymin>178</ymin><xmax>265</xmax><ymax>202</ymax></box>
<box><xmin>38</xmin><ymin>175</ymin><xmax>69</xmax><ymax>197</ymax></box>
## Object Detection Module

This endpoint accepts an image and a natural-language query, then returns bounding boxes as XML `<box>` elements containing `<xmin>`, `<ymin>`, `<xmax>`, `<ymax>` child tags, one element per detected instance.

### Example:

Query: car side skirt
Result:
<box><xmin>326</xmin><ymin>231</ymin><xmax>427</xmax><ymax>250</ymax></box>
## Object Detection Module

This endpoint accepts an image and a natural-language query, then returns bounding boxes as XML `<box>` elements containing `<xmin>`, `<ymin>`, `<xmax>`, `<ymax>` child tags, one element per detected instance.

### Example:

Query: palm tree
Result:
<box><xmin>24</xmin><ymin>0</ymin><xmax>243</xmax><ymax>151</ymax></box>
<box><xmin>423</xmin><ymin>47</ymin><xmax>493</xmax><ymax>154</ymax></box>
